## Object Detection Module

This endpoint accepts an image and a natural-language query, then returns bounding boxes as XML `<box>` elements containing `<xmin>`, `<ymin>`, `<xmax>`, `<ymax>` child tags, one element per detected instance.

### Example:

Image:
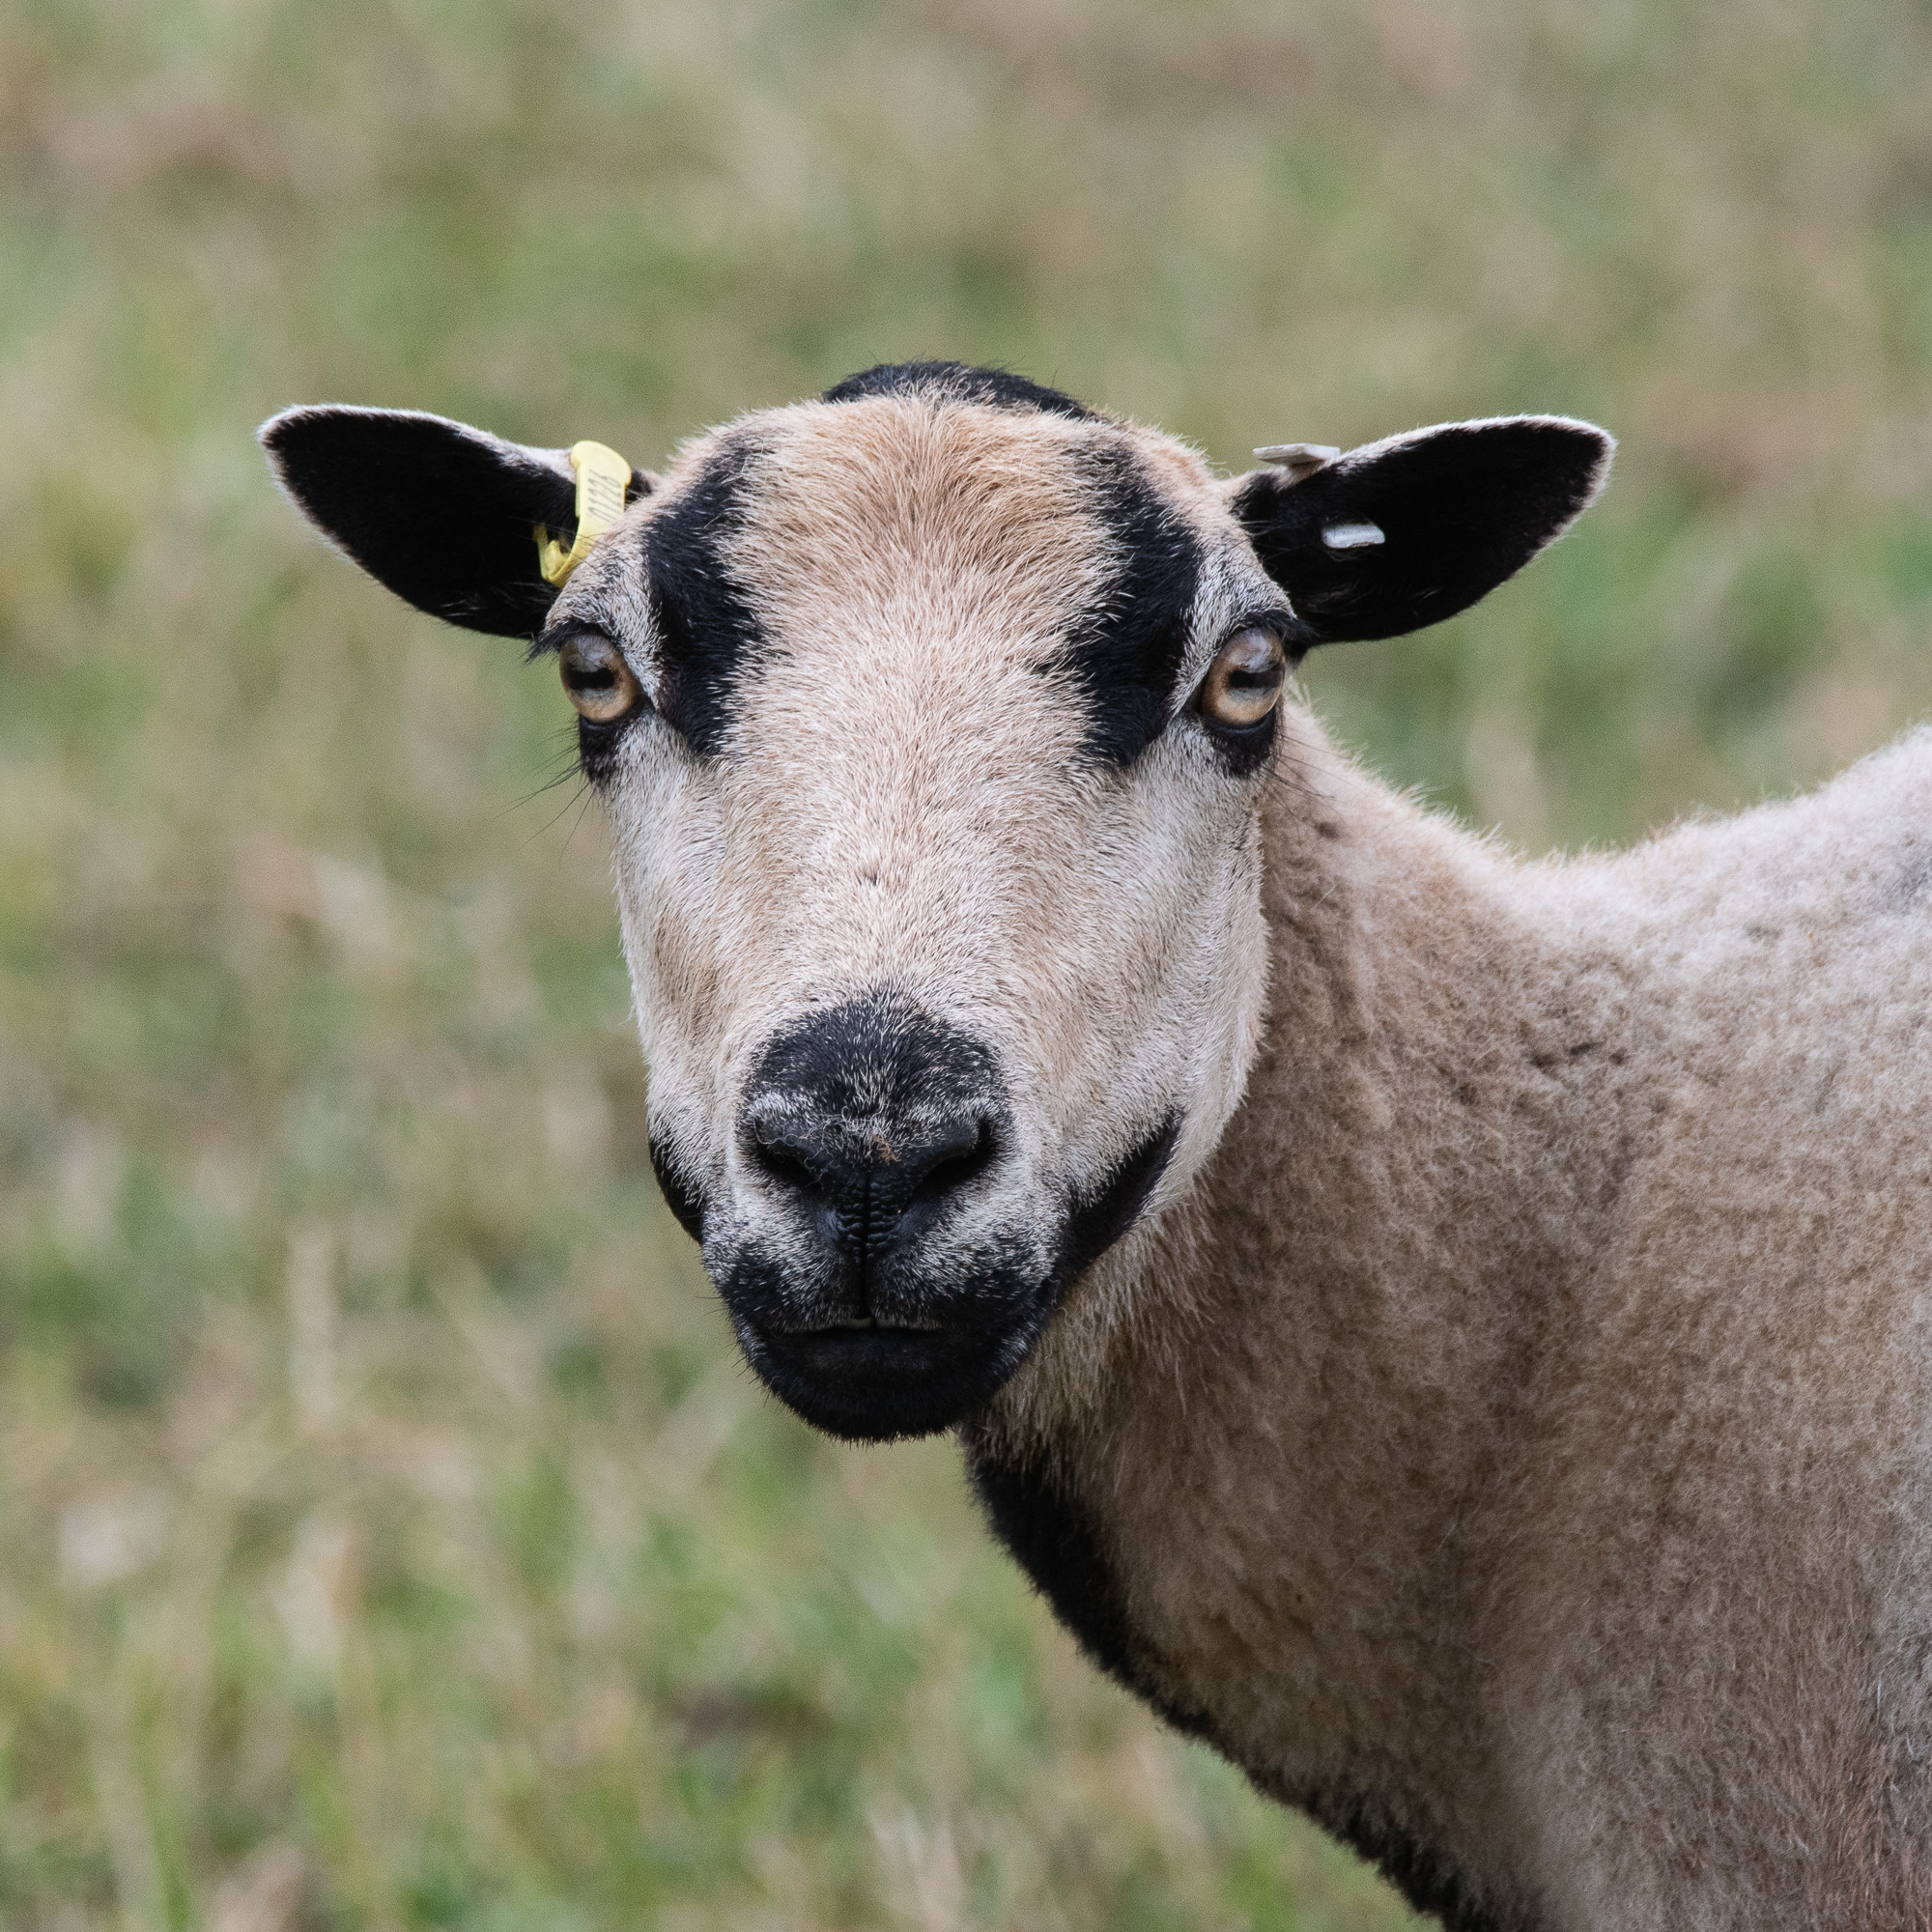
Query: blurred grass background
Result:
<box><xmin>1</xmin><ymin>0</ymin><xmax>1930</xmax><ymax>1925</ymax></box>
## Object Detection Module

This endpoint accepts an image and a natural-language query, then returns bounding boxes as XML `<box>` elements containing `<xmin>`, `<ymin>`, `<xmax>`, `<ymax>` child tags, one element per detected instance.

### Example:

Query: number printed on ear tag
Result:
<box><xmin>535</xmin><ymin>440</ymin><xmax>634</xmax><ymax>587</ymax></box>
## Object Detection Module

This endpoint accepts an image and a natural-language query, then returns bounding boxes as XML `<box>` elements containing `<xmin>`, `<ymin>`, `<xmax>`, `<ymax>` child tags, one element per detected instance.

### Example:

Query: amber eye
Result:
<box><xmin>558</xmin><ymin>633</ymin><xmax>643</xmax><ymax>724</ymax></box>
<box><xmin>1199</xmin><ymin>627</ymin><xmax>1286</xmax><ymax>731</ymax></box>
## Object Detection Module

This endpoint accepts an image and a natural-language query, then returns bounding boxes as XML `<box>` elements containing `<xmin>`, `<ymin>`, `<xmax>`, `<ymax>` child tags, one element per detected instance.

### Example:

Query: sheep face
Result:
<box><xmin>260</xmin><ymin>363</ymin><xmax>1609</xmax><ymax>1444</ymax></box>
<box><xmin>552</xmin><ymin>391</ymin><xmax>1282</xmax><ymax>1441</ymax></box>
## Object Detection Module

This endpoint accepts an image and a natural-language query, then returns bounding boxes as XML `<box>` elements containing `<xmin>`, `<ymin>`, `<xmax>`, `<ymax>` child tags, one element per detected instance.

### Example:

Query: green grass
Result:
<box><xmin>2</xmin><ymin>0</ymin><xmax>1930</xmax><ymax>1924</ymax></box>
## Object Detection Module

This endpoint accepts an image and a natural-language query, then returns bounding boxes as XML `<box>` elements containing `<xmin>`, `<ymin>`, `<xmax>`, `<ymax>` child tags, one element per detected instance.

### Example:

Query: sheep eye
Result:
<box><xmin>1199</xmin><ymin>627</ymin><xmax>1286</xmax><ymax>732</ymax></box>
<box><xmin>558</xmin><ymin>634</ymin><xmax>643</xmax><ymax>724</ymax></box>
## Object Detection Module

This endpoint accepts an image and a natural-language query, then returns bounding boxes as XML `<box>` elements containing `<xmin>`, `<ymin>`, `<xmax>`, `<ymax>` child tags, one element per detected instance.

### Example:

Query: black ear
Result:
<box><xmin>1228</xmin><ymin>416</ymin><xmax>1612</xmax><ymax>650</ymax></box>
<box><xmin>259</xmin><ymin>406</ymin><xmax>653</xmax><ymax>638</ymax></box>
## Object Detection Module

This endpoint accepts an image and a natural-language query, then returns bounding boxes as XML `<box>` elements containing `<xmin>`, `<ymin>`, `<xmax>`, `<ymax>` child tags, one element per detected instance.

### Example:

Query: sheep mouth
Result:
<box><xmin>738</xmin><ymin>1309</ymin><xmax>1040</xmax><ymax>1443</ymax></box>
<box><xmin>711</xmin><ymin>1113</ymin><xmax>1183</xmax><ymax>1444</ymax></box>
<box><xmin>788</xmin><ymin>1314</ymin><xmax>948</xmax><ymax>1334</ymax></box>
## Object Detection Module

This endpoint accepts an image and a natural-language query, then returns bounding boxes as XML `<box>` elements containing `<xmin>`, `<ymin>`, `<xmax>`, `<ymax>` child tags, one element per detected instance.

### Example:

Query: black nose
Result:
<box><xmin>748</xmin><ymin>1108</ymin><xmax>994</xmax><ymax>1210</ymax></box>
<box><xmin>738</xmin><ymin>994</ymin><xmax>1006</xmax><ymax>1272</ymax></box>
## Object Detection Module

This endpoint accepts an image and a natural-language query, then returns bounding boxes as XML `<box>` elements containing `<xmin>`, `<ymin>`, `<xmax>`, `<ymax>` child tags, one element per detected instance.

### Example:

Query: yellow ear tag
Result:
<box><xmin>535</xmin><ymin>440</ymin><xmax>634</xmax><ymax>587</ymax></box>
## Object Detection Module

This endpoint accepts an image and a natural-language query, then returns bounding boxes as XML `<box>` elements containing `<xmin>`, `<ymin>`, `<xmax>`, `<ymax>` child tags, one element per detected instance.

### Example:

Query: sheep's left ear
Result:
<box><xmin>1227</xmin><ymin>416</ymin><xmax>1612</xmax><ymax>649</ymax></box>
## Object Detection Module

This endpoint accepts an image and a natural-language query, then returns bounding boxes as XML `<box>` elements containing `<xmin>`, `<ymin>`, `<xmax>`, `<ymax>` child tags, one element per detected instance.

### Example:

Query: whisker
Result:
<box><xmin>505</xmin><ymin>727</ymin><xmax>591</xmax><ymax>816</ymax></box>
<box><xmin>557</xmin><ymin>783</ymin><xmax>600</xmax><ymax>853</ymax></box>
<box><xmin>529</xmin><ymin>774</ymin><xmax>595</xmax><ymax>843</ymax></box>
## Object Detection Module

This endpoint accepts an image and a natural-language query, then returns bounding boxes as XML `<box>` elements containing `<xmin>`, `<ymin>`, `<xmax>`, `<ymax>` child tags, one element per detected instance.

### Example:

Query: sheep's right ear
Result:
<box><xmin>1227</xmin><ymin>415</ymin><xmax>1612</xmax><ymax>651</ymax></box>
<box><xmin>259</xmin><ymin>406</ymin><xmax>655</xmax><ymax>639</ymax></box>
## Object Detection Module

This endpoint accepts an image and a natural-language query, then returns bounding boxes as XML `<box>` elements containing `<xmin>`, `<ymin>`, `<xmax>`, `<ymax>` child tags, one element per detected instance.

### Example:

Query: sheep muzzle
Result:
<box><xmin>684</xmin><ymin>993</ymin><xmax>1176</xmax><ymax>1441</ymax></box>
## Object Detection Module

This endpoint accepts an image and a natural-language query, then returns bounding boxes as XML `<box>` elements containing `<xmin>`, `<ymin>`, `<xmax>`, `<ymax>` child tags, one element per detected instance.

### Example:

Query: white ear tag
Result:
<box><xmin>1321</xmin><ymin>521</ymin><xmax>1385</xmax><ymax>550</ymax></box>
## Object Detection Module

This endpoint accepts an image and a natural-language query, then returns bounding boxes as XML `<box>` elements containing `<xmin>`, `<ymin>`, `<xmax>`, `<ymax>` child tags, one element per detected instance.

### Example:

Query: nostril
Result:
<box><xmin>745</xmin><ymin>1119</ymin><xmax>829</xmax><ymax>1196</ymax></box>
<box><xmin>741</xmin><ymin>1108</ymin><xmax>999</xmax><ymax>1212</ymax></box>
<box><xmin>907</xmin><ymin>1117</ymin><xmax>997</xmax><ymax>1202</ymax></box>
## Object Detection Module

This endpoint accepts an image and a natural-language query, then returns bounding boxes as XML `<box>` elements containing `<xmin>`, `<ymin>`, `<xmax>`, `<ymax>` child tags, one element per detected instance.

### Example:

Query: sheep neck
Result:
<box><xmin>968</xmin><ymin>712</ymin><xmax>1632</xmax><ymax>1931</ymax></box>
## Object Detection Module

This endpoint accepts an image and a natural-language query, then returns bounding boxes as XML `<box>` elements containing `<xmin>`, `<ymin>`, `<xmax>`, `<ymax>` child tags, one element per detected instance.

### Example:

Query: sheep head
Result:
<box><xmin>262</xmin><ymin>362</ymin><xmax>1609</xmax><ymax>1442</ymax></box>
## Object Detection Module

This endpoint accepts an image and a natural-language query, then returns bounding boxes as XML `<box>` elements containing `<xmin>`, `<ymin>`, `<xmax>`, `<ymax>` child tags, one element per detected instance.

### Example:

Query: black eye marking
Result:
<box><xmin>643</xmin><ymin>439</ymin><xmax>767</xmax><ymax>758</ymax></box>
<box><xmin>1055</xmin><ymin>441</ymin><xmax>1206</xmax><ymax>768</ymax></box>
<box><xmin>528</xmin><ymin>440</ymin><xmax>767</xmax><ymax>773</ymax></box>
<box><xmin>573</xmin><ymin>716</ymin><xmax>624</xmax><ymax>785</ymax></box>
<box><xmin>1194</xmin><ymin>697</ymin><xmax>1280</xmax><ymax>778</ymax></box>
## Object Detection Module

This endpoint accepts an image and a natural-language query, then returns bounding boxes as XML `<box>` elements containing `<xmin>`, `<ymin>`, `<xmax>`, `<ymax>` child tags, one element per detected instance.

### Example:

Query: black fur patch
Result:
<box><xmin>570</xmin><ymin>711</ymin><xmax>633</xmax><ymax>789</ymax></box>
<box><xmin>644</xmin><ymin>440</ymin><xmax>768</xmax><ymax>757</ymax></box>
<box><xmin>261</xmin><ymin>406</ymin><xmax>651</xmax><ymax>639</ymax></box>
<box><xmin>822</xmin><ymin>360</ymin><xmax>1101</xmax><ymax>421</ymax></box>
<box><xmin>1232</xmin><ymin>417</ymin><xmax>1609</xmax><ymax>648</ymax></box>
<box><xmin>1056</xmin><ymin>443</ymin><xmax>1205</xmax><ymax>766</ymax></box>
<box><xmin>1055</xmin><ymin>1113</ymin><xmax>1179</xmax><ymax>1290</ymax></box>
<box><xmin>1290</xmin><ymin>1781</ymin><xmax>1541</xmax><ymax>1932</ymax></box>
<box><xmin>647</xmin><ymin>1131</ymin><xmax>707</xmax><ymax>1244</ymax></box>
<box><xmin>965</xmin><ymin>1446</ymin><xmax>1208</xmax><ymax>1741</ymax></box>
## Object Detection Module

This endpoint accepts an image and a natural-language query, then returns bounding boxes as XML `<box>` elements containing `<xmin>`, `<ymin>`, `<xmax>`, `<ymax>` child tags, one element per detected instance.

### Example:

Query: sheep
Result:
<box><xmin>261</xmin><ymin>361</ymin><xmax>1932</xmax><ymax>1931</ymax></box>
